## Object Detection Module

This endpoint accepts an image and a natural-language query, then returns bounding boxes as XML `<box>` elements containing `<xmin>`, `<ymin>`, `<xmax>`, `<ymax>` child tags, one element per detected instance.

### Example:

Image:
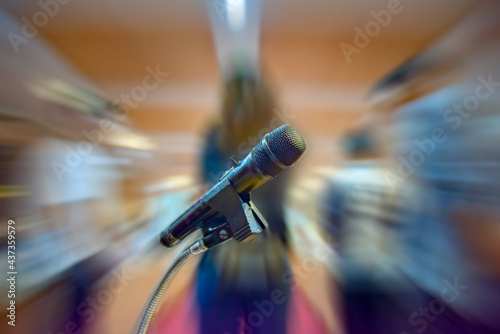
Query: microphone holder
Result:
<box><xmin>160</xmin><ymin>177</ymin><xmax>268</xmax><ymax>247</ymax></box>
<box><xmin>137</xmin><ymin>184</ymin><xmax>268</xmax><ymax>334</ymax></box>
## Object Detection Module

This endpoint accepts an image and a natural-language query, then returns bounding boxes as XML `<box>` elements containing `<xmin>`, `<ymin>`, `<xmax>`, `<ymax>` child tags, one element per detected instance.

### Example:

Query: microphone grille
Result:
<box><xmin>267</xmin><ymin>124</ymin><xmax>306</xmax><ymax>166</ymax></box>
<box><xmin>251</xmin><ymin>124</ymin><xmax>306</xmax><ymax>177</ymax></box>
<box><xmin>253</xmin><ymin>144</ymin><xmax>281</xmax><ymax>176</ymax></box>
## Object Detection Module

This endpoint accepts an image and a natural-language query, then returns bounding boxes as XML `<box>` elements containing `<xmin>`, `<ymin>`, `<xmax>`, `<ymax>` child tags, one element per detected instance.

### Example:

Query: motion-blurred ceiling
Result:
<box><xmin>2</xmin><ymin>0</ymin><xmax>476</xmax><ymax>135</ymax></box>
<box><xmin>2</xmin><ymin>0</ymin><xmax>475</xmax><ymax>36</ymax></box>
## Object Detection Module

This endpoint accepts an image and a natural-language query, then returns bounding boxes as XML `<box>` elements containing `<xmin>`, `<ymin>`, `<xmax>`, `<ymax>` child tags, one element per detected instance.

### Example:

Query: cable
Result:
<box><xmin>136</xmin><ymin>239</ymin><xmax>208</xmax><ymax>334</ymax></box>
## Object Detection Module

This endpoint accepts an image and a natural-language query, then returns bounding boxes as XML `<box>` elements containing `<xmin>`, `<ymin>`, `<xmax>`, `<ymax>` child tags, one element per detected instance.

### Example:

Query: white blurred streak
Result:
<box><xmin>144</xmin><ymin>174</ymin><xmax>196</xmax><ymax>195</ymax></box>
<box><xmin>206</xmin><ymin>0</ymin><xmax>262</xmax><ymax>77</ymax></box>
<box><xmin>227</xmin><ymin>0</ymin><xmax>246</xmax><ymax>32</ymax></box>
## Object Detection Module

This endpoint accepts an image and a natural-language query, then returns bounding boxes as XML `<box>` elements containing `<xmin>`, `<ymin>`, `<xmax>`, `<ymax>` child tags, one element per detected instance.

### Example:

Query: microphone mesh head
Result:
<box><xmin>267</xmin><ymin>124</ymin><xmax>307</xmax><ymax>166</ymax></box>
<box><xmin>252</xmin><ymin>125</ymin><xmax>306</xmax><ymax>177</ymax></box>
<box><xmin>252</xmin><ymin>145</ymin><xmax>281</xmax><ymax>176</ymax></box>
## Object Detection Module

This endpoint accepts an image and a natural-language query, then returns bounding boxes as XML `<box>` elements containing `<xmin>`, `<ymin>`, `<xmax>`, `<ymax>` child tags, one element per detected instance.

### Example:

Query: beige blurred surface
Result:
<box><xmin>3</xmin><ymin>0</ymin><xmax>476</xmax><ymax>139</ymax></box>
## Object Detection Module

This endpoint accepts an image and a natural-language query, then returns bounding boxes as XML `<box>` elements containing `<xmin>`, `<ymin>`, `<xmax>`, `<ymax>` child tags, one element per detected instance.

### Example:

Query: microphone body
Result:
<box><xmin>159</xmin><ymin>125</ymin><xmax>306</xmax><ymax>247</ymax></box>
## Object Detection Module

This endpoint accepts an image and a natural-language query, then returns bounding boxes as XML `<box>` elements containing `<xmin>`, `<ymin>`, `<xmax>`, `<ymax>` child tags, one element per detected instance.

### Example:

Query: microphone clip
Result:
<box><xmin>199</xmin><ymin>178</ymin><xmax>268</xmax><ymax>248</ymax></box>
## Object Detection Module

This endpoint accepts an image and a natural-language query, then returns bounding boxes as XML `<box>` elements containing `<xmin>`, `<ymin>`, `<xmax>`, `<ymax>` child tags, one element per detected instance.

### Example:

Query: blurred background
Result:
<box><xmin>1</xmin><ymin>0</ymin><xmax>500</xmax><ymax>333</ymax></box>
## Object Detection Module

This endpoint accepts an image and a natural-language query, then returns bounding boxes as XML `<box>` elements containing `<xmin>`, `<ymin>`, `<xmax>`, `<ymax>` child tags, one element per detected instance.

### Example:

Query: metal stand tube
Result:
<box><xmin>136</xmin><ymin>239</ymin><xmax>208</xmax><ymax>334</ymax></box>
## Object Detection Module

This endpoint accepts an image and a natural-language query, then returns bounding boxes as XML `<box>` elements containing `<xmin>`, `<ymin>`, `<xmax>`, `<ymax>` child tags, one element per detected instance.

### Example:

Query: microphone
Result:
<box><xmin>159</xmin><ymin>124</ymin><xmax>306</xmax><ymax>247</ymax></box>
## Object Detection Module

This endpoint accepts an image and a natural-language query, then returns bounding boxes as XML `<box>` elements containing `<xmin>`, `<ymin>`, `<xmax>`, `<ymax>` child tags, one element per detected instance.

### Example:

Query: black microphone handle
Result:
<box><xmin>159</xmin><ymin>194</ymin><xmax>212</xmax><ymax>247</ymax></box>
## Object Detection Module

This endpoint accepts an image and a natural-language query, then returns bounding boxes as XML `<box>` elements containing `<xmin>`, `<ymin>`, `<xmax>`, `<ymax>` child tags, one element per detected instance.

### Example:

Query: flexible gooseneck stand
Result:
<box><xmin>136</xmin><ymin>189</ymin><xmax>268</xmax><ymax>334</ymax></box>
<box><xmin>136</xmin><ymin>237</ymin><xmax>207</xmax><ymax>334</ymax></box>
